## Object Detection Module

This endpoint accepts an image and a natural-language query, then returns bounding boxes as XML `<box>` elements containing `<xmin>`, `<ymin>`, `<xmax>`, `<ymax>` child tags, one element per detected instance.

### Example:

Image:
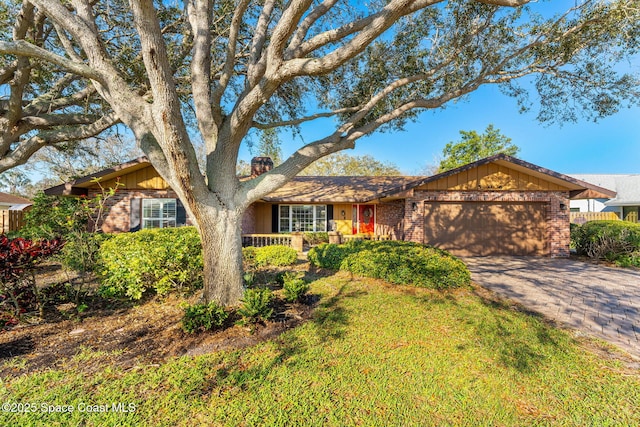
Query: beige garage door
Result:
<box><xmin>423</xmin><ymin>202</ymin><xmax>547</xmax><ymax>256</ymax></box>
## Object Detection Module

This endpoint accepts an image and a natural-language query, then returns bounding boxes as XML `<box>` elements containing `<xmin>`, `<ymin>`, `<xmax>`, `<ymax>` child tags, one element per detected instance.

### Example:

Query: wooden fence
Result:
<box><xmin>570</xmin><ymin>211</ymin><xmax>620</xmax><ymax>224</ymax></box>
<box><xmin>0</xmin><ymin>209</ymin><xmax>27</xmax><ymax>234</ymax></box>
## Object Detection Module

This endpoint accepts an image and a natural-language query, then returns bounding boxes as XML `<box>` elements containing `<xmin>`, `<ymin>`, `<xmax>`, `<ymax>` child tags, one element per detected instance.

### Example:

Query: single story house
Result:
<box><xmin>0</xmin><ymin>192</ymin><xmax>31</xmax><ymax>211</ymax></box>
<box><xmin>0</xmin><ymin>192</ymin><xmax>32</xmax><ymax>233</ymax></box>
<box><xmin>569</xmin><ymin>174</ymin><xmax>640</xmax><ymax>223</ymax></box>
<box><xmin>45</xmin><ymin>154</ymin><xmax>613</xmax><ymax>257</ymax></box>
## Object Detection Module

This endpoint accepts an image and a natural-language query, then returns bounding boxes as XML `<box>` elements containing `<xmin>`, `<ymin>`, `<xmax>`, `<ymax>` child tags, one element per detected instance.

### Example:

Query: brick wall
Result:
<box><xmin>403</xmin><ymin>190</ymin><xmax>570</xmax><ymax>257</ymax></box>
<box><xmin>375</xmin><ymin>200</ymin><xmax>405</xmax><ymax>240</ymax></box>
<box><xmin>88</xmin><ymin>188</ymin><xmax>192</xmax><ymax>233</ymax></box>
<box><xmin>242</xmin><ymin>203</ymin><xmax>257</xmax><ymax>234</ymax></box>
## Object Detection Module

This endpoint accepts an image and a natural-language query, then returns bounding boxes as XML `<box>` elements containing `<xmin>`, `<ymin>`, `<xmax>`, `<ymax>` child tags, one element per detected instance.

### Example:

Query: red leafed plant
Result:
<box><xmin>0</xmin><ymin>235</ymin><xmax>64</xmax><ymax>321</ymax></box>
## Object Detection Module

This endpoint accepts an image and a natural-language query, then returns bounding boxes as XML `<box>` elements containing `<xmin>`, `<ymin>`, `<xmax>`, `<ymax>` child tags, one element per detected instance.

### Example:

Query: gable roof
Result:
<box><xmin>43</xmin><ymin>153</ymin><xmax>614</xmax><ymax>202</ymax></box>
<box><xmin>0</xmin><ymin>192</ymin><xmax>31</xmax><ymax>206</ymax></box>
<box><xmin>44</xmin><ymin>157</ymin><xmax>151</xmax><ymax>196</ymax></box>
<box><xmin>570</xmin><ymin>174</ymin><xmax>640</xmax><ymax>206</ymax></box>
<box><xmin>411</xmin><ymin>154</ymin><xmax>616</xmax><ymax>200</ymax></box>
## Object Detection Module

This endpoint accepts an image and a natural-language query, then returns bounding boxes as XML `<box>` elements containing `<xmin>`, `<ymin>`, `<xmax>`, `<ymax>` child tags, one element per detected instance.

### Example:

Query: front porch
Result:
<box><xmin>241</xmin><ymin>231</ymin><xmax>394</xmax><ymax>252</ymax></box>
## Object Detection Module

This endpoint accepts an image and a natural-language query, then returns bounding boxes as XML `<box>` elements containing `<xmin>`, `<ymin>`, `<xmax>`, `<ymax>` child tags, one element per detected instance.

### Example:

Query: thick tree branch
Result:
<box><xmin>286</xmin><ymin>0</ymin><xmax>339</xmax><ymax>57</ymax></box>
<box><xmin>281</xmin><ymin>0</ymin><xmax>441</xmax><ymax>77</ymax></box>
<box><xmin>187</xmin><ymin>0</ymin><xmax>217</xmax><ymax>142</ymax></box>
<box><xmin>246</xmin><ymin>0</ymin><xmax>275</xmax><ymax>86</ymax></box>
<box><xmin>0</xmin><ymin>40</ymin><xmax>103</xmax><ymax>82</ymax></box>
<box><xmin>213</xmin><ymin>0</ymin><xmax>251</xmax><ymax>111</ymax></box>
<box><xmin>130</xmin><ymin>0</ymin><xmax>207</xmax><ymax>201</ymax></box>
<box><xmin>0</xmin><ymin>112</ymin><xmax>120</xmax><ymax>173</ymax></box>
<box><xmin>251</xmin><ymin>106</ymin><xmax>362</xmax><ymax>129</ymax></box>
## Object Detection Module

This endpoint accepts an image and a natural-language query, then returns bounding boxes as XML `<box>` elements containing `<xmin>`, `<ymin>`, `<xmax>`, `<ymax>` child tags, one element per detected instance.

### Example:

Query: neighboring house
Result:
<box><xmin>0</xmin><ymin>192</ymin><xmax>32</xmax><ymax>233</ymax></box>
<box><xmin>569</xmin><ymin>174</ymin><xmax>640</xmax><ymax>222</ymax></box>
<box><xmin>44</xmin><ymin>154</ymin><xmax>613</xmax><ymax>257</ymax></box>
<box><xmin>0</xmin><ymin>192</ymin><xmax>31</xmax><ymax>210</ymax></box>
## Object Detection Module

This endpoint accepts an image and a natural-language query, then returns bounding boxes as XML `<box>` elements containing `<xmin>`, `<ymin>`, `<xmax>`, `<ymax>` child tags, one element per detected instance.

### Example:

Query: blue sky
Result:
<box><xmin>254</xmin><ymin>82</ymin><xmax>640</xmax><ymax>177</ymax></box>
<box><xmin>239</xmin><ymin>0</ymin><xmax>640</xmax><ymax>177</ymax></box>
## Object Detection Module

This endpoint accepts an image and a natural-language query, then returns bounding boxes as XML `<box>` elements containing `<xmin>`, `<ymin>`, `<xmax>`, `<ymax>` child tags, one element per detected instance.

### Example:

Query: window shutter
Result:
<box><xmin>327</xmin><ymin>205</ymin><xmax>334</xmax><ymax>221</ymax></box>
<box><xmin>130</xmin><ymin>198</ymin><xmax>141</xmax><ymax>232</ymax></box>
<box><xmin>176</xmin><ymin>199</ymin><xmax>187</xmax><ymax>226</ymax></box>
<box><xmin>271</xmin><ymin>204</ymin><xmax>279</xmax><ymax>233</ymax></box>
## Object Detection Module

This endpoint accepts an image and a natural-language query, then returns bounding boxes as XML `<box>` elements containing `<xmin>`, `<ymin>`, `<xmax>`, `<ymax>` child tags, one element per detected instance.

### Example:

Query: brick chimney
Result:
<box><xmin>251</xmin><ymin>157</ymin><xmax>274</xmax><ymax>176</ymax></box>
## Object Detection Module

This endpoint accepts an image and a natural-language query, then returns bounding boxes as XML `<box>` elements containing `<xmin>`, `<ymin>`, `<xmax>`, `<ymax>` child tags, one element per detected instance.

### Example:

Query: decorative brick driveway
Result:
<box><xmin>464</xmin><ymin>257</ymin><xmax>640</xmax><ymax>360</ymax></box>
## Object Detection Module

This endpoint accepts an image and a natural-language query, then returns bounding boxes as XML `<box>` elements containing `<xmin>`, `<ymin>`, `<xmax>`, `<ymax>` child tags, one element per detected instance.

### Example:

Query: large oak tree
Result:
<box><xmin>1</xmin><ymin>0</ymin><xmax>638</xmax><ymax>305</ymax></box>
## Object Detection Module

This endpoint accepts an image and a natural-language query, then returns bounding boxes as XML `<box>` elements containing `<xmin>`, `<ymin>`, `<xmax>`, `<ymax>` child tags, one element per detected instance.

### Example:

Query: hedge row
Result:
<box><xmin>572</xmin><ymin>220</ymin><xmax>640</xmax><ymax>267</ymax></box>
<box><xmin>98</xmin><ymin>227</ymin><xmax>297</xmax><ymax>300</ymax></box>
<box><xmin>308</xmin><ymin>240</ymin><xmax>470</xmax><ymax>289</ymax></box>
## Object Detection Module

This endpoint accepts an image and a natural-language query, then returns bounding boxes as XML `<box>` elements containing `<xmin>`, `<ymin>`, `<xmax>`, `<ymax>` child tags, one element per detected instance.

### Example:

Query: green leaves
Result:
<box><xmin>308</xmin><ymin>240</ymin><xmax>471</xmax><ymax>289</ymax></box>
<box><xmin>438</xmin><ymin>124</ymin><xmax>519</xmax><ymax>172</ymax></box>
<box><xmin>97</xmin><ymin>227</ymin><xmax>204</xmax><ymax>300</ymax></box>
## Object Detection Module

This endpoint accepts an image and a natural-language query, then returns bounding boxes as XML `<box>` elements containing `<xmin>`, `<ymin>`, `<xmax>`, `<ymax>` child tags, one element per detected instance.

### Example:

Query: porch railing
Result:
<box><xmin>242</xmin><ymin>233</ymin><xmax>293</xmax><ymax>248</ymax></box>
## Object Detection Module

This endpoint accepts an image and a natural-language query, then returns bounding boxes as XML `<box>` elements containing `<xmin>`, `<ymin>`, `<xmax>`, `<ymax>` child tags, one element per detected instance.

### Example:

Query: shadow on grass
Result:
<box><xmin>469</xmin><ymin>286</ymin><xmax>563</xmax><ymax>373</ymax></box>
<box><xmin>198</xmin><ymin>281</ymin><xmax>366</xmax><ymax>395</ymax></box>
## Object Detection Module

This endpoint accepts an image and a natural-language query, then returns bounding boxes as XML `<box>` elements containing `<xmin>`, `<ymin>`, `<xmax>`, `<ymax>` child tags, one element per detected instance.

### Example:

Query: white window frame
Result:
<box><xmin>141</xmin><ymin>198</ymin><xmax>177</xmax><ymax>229</ymax></box>
<box><xmin>278</xmin><ymin>204</ymin><xmax>327</xmax><ymax>232</ymax></box>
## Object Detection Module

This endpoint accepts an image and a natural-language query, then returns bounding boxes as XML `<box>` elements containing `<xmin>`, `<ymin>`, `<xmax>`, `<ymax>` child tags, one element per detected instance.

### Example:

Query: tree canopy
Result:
<box><xmin>438</xmin><ymin>125</ymin><xmax>519</xmax><ymax>172</ymax></box>
<box><xmin>1</xmin><ymin>0</ymin><xmax>638</xmax><ymax>304</ymax></box>
<box><xmin>300</xmin><ymin>153</ymin><xmax>401</xmax><ymax>176</ymax></box>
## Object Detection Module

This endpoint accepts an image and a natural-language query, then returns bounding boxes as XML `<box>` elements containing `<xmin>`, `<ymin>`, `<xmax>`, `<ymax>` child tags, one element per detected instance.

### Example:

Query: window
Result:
<box><xmin>279</xmin><ymin>205</ymin><xmax>327</xmax><ymax>232</ymax></box>
<box><xmin>142</xmin><ymin>198</ymin><xmax>177</xmax><ymax>229</ymax></box>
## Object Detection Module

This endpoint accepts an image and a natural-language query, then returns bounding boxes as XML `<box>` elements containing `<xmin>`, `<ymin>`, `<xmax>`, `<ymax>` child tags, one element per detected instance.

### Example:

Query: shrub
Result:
<box><xmin>237</xmin><ymin>288</ymin><xmax>273</xmax><ymax>325</ymax></box>
<box><xmin>309</xmin><ymin>240</ymin><xmax>470</xmax><ymax>289</ymax></box>
<box><xmin>303</xmin><ymin>232</ymin><xmax>329</xmax><ymax>247</ymax></box>
<box><xmin>97</xmin><ymin>227</ymin><xmax>203</xmax><ymax>300</ymax></box>
<box><xmin>307</xmin><ymin>240</ymin><xmax>361</xmax><ymax>270</ymax></box>
<box><xmin>282</xmin><ymin>273</ymin><xmax>309</xmax><ymax>303</ymax></box>
<box><xmin>0</xmin><ymin>235</ymin><xmax>64</xmax><ymax>317</ymax></box>
<box><xmin>181</xmin><ymin>301</ymin><xmax>229</xmax><ymax>334</ymax></box>
<box><xmin>569</xmin><ymin>223</ymin><xmax>581</xmax><ymax>250</ymax></box>
<box><xmin>20</xmin><ymin>193</ymin><xmax>86</xmax><ymax>240</ymax></box>
<box><xmin>572</xmin><ymin>220</ymin><xmax>640</xmax><ymax>265</ymax></box>
<box><xmin>242</xmin><ymin>246</ymin><xmax>257</xmax><ymax>264</ymax></box>
<box><xmin>253</xmin><ymin>245</ymin><xmax>297</xmax><ymax>267</ymax></box>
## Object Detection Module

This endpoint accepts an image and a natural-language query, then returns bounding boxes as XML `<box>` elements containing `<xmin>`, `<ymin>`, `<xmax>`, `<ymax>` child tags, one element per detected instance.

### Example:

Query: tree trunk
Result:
<box><xmin>197</xmin><ymin>207</ymin><xmax>245</xmax><ymax>306</ymax></box>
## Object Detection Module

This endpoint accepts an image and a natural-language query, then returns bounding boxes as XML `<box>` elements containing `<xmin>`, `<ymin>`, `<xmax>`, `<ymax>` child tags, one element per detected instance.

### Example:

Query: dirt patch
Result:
<box><xmin>0</xmin><ymin>264</ymin><xmax>319</xmax><ymax>378</ymax></box>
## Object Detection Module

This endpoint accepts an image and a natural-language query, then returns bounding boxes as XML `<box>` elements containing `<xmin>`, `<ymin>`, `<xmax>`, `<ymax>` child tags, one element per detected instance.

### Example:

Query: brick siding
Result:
<box><xmin>242</xmin><ymin>203</ymin><xmax>257</xmax><ymax>234</ymax></box>
<box><xmin>404</xmin><ymin>190</ymin><xmax>570</xmax><ymax>257</ymax></box>
<box><xmin>375</xmin><ymin>200</ymin><xmax>405</xmax><ymax>240</ymax></box>
<box><xmin>88</xmin><ymin>188</ymin><xmax>193</xmax><ymax>233</ymax></box>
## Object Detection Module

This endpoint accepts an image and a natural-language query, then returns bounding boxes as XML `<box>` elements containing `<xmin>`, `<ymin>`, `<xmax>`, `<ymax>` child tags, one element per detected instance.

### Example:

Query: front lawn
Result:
<box><xmin>1</xmin><ymin>270</ymin><xmax>638</xmax><ymax>426</ymax></box>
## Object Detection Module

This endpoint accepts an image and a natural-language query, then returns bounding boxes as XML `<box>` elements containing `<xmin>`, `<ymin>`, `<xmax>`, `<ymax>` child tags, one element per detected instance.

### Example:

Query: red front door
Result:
<box><xmin>353</xmin><ymin>204</ymin><xmax>375</xmax><ymax>234</ymax></box>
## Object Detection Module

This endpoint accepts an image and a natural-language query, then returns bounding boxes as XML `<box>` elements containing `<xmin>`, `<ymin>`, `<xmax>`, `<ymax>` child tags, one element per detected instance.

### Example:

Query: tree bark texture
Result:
<box><xmin>193</xmin><ymin>204</ymin><xmax>245</xmax><ymax>306</ymax></box>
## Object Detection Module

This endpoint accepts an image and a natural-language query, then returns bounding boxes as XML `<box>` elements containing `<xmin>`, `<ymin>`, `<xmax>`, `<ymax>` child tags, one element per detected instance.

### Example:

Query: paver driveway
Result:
<box><xmin>464</xmin><ymin>257</ymin><xmax>640</xmax><ymax>360</ymax></box>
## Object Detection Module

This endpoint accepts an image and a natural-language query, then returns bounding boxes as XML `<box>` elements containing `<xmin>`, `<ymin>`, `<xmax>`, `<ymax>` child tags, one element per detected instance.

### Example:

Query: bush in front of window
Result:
<box><xmin>308</xmin><ymin>240</ymin><xmax>470</xmax><ymax>289</ymax></box>
<box><xmin>253</xmin><ymin>245</ymin><xmax>298</xmax><ymax>267</ymax></box>
<box><xmin>97</xmin><ymin>227</ymin><xmax>203</xmax><ymax>300</ymax></box>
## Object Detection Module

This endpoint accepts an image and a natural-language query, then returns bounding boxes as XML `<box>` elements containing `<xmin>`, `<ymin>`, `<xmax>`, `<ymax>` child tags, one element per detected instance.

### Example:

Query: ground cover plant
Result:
<box><xmin>0</xmin><ymin>266</ymin><xmax>638</xmax><ymax>426</ymax></box>
<box><xmin>309</xmin><ymin>240</ymin><xmax>471</xmax><ymax>289</ymax></box>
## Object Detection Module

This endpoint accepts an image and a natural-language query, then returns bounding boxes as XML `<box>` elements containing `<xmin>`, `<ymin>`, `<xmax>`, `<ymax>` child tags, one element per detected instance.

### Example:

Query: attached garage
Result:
<box><xmin>423</xmin><ymin>201</ymin><xmax>547</xmax><ymax>256</ymax></box>
<box><xmin>404</xmin><ymin>155</ymin><xmax>616</xmax><ymax>257</ymax></box>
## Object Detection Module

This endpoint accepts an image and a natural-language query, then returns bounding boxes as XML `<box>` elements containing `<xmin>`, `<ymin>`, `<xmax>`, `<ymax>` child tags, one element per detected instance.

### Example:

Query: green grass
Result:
<box><xmin>1</xmin><ymin>273</ymin><xmax>639</xmax><ymax>426</ymax></box>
